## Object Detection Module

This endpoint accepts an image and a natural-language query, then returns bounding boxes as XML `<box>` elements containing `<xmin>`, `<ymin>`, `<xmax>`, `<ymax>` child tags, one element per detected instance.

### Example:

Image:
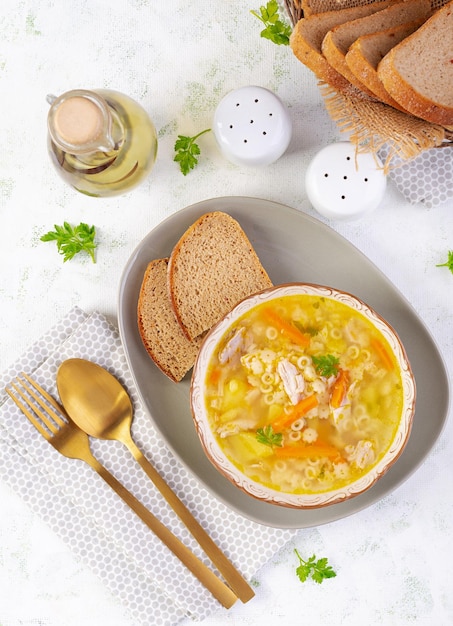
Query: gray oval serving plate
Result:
<box><xmin>118</xmin><ymin>196</ymin><xmax>450</xmax><ymax>529</ymax></box>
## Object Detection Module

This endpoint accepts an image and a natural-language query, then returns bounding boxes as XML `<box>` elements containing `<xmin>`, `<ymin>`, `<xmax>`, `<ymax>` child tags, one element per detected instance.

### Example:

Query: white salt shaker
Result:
<box><xmin>305</xmin><ymin>142</ymin><xmax>387</xmax><ymax>221</ymax></box>
<box><xmin>213</xmin><ymin>86</ymin><xmax>292</xmax><ymax>166</ymax></box>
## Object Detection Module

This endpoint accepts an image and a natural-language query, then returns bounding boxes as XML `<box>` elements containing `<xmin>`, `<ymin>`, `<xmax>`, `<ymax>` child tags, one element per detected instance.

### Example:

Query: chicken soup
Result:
<box><xmin>203</xmin><ymin>294</ymin><xmax>405</xmax><ymax>495</ymax></box>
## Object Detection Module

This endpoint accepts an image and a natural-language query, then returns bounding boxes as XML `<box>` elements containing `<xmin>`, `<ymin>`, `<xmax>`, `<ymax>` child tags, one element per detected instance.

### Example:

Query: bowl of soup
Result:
<box><xmin>190</xmin><ymin>283</ymin><xmax>416</xmax><ymax>509</ymax></box>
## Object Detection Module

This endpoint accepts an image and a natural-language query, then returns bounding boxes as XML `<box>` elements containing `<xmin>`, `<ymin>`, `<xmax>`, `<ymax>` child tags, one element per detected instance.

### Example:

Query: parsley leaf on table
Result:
<box><xmin>251</xmin><ymin>0</ymin><xmax>292</xmax><ymax>46</ymax></box>
<box><xmin>256</xmin><ymin>425</ymin><xmax>283</xmax><ymax>447</ymax></box>
<box><xmin>295</xmin><ymin>549</ymin><xmax>337</xmax><ymax>584</ymax></box>
<box><xmin>312</xmin><ymin>354</ymin><xmax>340</xmax><ymax>378</ymax></box>
<box><xmin>174</xmin><ymin>128</ymin><xmax>211</xmax><ymax>175</ymax></box>
<box><xmin>40</xmin><ymin>222</ymin><xmax>97</xmax><ymax>263</ymax></box>
<box><xmin>436</xmin><ymin>250</ymin><xmax>453</xmax><ymax>275</ymax></box>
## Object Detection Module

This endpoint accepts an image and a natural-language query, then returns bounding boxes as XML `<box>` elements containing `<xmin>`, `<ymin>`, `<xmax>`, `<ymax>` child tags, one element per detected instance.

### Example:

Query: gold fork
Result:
<box><xmin>6</xmin><ymin>373</ymin><xmax>239</xmax><ymax>609</ymax></box>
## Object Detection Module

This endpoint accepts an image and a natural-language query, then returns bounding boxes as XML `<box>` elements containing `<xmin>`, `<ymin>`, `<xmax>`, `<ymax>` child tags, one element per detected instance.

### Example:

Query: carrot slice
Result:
<box><xmin>371</xmin><ymin>338</ymin><xmax>394</xmax><ymax>370</ymax></box>
<box><xmin>330</xmin><ymin>369</ymin><xmax>349</xmax><ymax>409</ymax></box>
<box><xmin>275</xmin><ymin>443</ymin><xmax>342</xmax><ymax>460</ymax></box>
<box><xmin>208</xmin><ymin>368</ymin><xmax>221</xmax><ymax>385</ymax></box>
<box><xmin>271</xmin><ymin>394</ymin><xmax>318</xmax><ymax>431</ymax></box>
<box><xmin>262</xmin><ymin>308</ymin><xmax>310</xmax><ymax>348</ymax></box>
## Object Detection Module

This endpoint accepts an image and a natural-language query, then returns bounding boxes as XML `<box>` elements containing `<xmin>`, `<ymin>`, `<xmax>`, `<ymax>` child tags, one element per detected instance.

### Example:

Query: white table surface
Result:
<box><xmin>1</xmin><ymin>1</ymin><xmax>452</xmax><ymax>625</ymax></box>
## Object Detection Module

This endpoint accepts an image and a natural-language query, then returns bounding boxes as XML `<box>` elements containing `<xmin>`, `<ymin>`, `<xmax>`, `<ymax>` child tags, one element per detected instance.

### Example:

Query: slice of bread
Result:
<box><xmin>137</xmin><ymin>258</ymin><xmax>203</xmax><ymax>382</ymax></box>
<box><xmin>302</xmin><ymin>0</ymin><xmax>373</xmax><ymax>17</ymax></box>
<box><xmin>345</xmin><ymin>18</ymin><xmax>427</xmax><ymax>108</ymax></box>
<box><xmin>290</xmin><ymin>0</ymin><xmax>397</xmax><ymax>95</ymax></box>
<box><xmin>168</xmin><ymin>211</ymin><xmax>273</xmax><ymax>341</ymax></box>
<box><xmin>301</xmin><ymin>0</ymin><xmax>402</xmax><ymax>17</ymax></box>
<box><xmin>378</xmin><ymin>0</ymin><xmax>453</xmax><ymax>125</ymax></box>
<box><xmin>321</xmin><ymin>0</ymin><xmax>432</xmax><ymax>97</ymax></box>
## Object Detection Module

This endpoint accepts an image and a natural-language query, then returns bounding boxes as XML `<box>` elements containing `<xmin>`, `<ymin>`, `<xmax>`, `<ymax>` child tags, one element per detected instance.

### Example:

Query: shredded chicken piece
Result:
<box><xmin>346</xmin><ymin>440</ymin><xmax>375</xmax><ymax>469</ymax></box>
<box><xmin>219</xmin><ymin>327</ymin><xmax>246</xmax><ymax>364</ymax></box>
<box><xmin>216</xmin><ymin>417</ymin><xmax>256</xmax><ymax>438</ymax></box>
<box><xmin>277</xmin><ymin>358</ymin><xmax>305</xmax><ymax>405</ymax></box>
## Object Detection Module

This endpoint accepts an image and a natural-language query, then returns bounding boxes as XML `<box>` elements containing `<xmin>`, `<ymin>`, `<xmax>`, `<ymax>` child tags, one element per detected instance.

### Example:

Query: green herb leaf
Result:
<box><xmin>295</xmin><ymin>549</ymin><xmax>336</xmax><ymax>584</ymax></box>
<box><xmin>174</xmin><ymin>128</ymin><xmax>211</xmax><ymax>175</ymax></box>
<box><xmin>40</xmin><ymin>222</ymin><xmax>97</xmax><ymax>263</ymax></box>
<box><xmin>256</xmin><ymin>425</ymin><xmax>283</xmax><ymax>447</ymax></box>
<box><xmin>312</xmin><ymin>354</ymin><xmax>340</xmax><ymax>378</ymax></box>
<box><xmin>293</xmin><ymin>321</ymin><xmax>319</xmax><ymax>337</ymax></box>
<box><xmin>251</xmin><ymin>0</ymin><xmax>292</xmax><ymax>46</ymax></box>
<box><xmin>436</xmin><ymin>250</ymin><xmax>453</xmax><ymax>274</ymax></box>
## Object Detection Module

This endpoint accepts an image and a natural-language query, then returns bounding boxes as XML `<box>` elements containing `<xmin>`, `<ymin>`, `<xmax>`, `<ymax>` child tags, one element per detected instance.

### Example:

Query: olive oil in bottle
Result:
<box><xmin>47</xmin><ymin>89</ymin><xmax>158</xmax><ymax>197</ymax></box>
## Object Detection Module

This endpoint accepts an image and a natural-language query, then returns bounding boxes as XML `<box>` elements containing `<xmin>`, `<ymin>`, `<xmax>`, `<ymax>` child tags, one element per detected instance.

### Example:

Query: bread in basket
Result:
<box><xmin>285</xmin><ymin>0</ymin><xmax>453</xmax><ymax>168</ymax></box>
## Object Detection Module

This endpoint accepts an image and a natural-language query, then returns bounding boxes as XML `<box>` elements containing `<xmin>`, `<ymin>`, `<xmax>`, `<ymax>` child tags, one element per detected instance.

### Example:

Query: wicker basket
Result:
<box><xmin>283</xmin><ymin>0</ymin><xmax>453</xmax><ymax>168</ymax></box>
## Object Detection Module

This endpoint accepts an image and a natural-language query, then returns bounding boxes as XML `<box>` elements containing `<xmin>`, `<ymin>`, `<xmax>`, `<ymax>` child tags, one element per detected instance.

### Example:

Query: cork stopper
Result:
<box><xmin>47</xmin><ymin>90</ymin><xmax>114</xmax><ymax>153</ymax></box>
<box><xmin>53</xmin><ymin>96</ymin><xmax>103</xmax><ymax>146</ymax></box>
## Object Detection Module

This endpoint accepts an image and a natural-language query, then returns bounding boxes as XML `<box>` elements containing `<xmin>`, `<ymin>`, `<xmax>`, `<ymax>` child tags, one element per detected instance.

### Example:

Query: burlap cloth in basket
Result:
<box><xmin>284</xmin><ymin>0</ymin><xmax>453</xmax><ymax>207</ymax></box>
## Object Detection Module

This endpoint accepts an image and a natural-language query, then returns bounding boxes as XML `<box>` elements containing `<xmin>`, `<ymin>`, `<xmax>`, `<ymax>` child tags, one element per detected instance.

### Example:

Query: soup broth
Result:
<box><xmin>204</xmin><ymin>294</ymin><xmax>404</xmax><ymax>495</ymax></box>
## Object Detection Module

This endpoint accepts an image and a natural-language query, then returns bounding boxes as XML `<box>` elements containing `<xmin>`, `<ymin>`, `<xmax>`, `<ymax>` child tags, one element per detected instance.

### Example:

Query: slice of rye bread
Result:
<box><xmin>167</xmin><ymin>211</ymin><xmax>273</xmax><ymax>342</ymax></box>
<box><xmin>377</xmin><ymin>0</ymin><xmax>453</xmax><ymax>125</ymax></box>
<box><xmin>301</xmin><ymin>0</ymin><xmax>397</xmax><ymax>17</ymax></box>
<box><xmin>137</xmin><ymin>258</ymin><xmax>203</xmax><ymax>382</ymax></box>
<box><xmin>301</xmin><ymin>0</ymin><xmax>361</xmax><ymax>17</ymax></box>
<box><xmin>321</xmin><ymin>0</ymin><xmax>432</xmax><ymax>98</ymax></box>
<box><xmin>301</xmin><ymin>0</ymin><xmax>340</xmax><ymax>17</ymax></box>
<box><xmin>345</xmin><ymin>18</ymin><xmax>428</xmax><ymax>109</ymax></box>
<box><xmin>290</xmin><ymin>0</ymin><xmax>398</xmax><ymax>95</ymax></box>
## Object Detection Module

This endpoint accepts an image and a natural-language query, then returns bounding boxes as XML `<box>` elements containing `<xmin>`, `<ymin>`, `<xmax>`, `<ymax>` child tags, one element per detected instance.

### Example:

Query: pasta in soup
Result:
<box><xmin>203</xmin><ymin>294</ymin><xmax>404</xmax><ymax>495</ymax></box>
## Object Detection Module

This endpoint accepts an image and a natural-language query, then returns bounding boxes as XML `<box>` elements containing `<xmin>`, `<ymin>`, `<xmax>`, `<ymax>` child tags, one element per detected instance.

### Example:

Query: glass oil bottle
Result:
<box><xmin>47</xmin><ymin>89</ymin><xmax>158</xmax><ymax>197</ymax></box>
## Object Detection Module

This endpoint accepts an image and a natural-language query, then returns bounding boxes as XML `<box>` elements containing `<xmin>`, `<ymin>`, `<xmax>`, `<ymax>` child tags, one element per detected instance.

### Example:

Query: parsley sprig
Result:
<box><xmin>40</xmin><ymin>222</ymin><xmax>97</xmax><ymax>263</ymax></box>
<box><xmin>312</xmin><ymin>354</ymin><xmax>340</xmax><ymax>378</ymax></box>
<box><xmin>251</xmin><ymin>0</ymin><xmax>292</xmax><ymax>46</ymax></box>
<box><xmin>174</xmin><ymin>128</ymin><xmax>211</xmax><ymax>175</ymax></box>
<box><xmin>256</xmin><ymin>425</ymin><xmax>283</xmax><ymax>447</ymax></box>
<box><xmin>294</xmin><ymin>321</ymin><xmax>319</xmax><ymax>337</ymax></box>
<box><xmin>295</xmin><ymin>549</ymin><xmax>337</xmax><ymax>584</ymax></box>
<box><xmin>436</xmin><ymin>250</ymin><xmax>453</xmax><ymax>275</ymax></box>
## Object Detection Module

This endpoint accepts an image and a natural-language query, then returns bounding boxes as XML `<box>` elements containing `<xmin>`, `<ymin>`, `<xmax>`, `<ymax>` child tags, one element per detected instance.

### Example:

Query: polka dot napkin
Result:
<box><xmin>379</xmin><ymin>145</ymin><xmax>453</xmax><ymax>208</ymax></box>
<box><xmin>0</xmin><ymin>307</ymin><xmax>295</xmax><ymax>626</ymax></box>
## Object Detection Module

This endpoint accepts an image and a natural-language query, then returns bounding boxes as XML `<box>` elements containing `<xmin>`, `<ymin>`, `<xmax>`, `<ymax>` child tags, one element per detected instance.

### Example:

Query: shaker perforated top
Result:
<box><xmin>213</xmin><ymin>86</ymin><xmax>292</xmax><ymax>166</ymax></box>
<box><xmin>305</xmin><ymin>142</ymin><xmax>387</xmax><ymax>221</ymax></box>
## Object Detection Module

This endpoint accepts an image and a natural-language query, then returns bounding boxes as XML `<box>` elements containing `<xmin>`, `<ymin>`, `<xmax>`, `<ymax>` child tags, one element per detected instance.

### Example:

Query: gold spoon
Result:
<box><xmin>56</xmin><ymin>358</ymin><xmax>255</xmax><ymax>604</ymax></box>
